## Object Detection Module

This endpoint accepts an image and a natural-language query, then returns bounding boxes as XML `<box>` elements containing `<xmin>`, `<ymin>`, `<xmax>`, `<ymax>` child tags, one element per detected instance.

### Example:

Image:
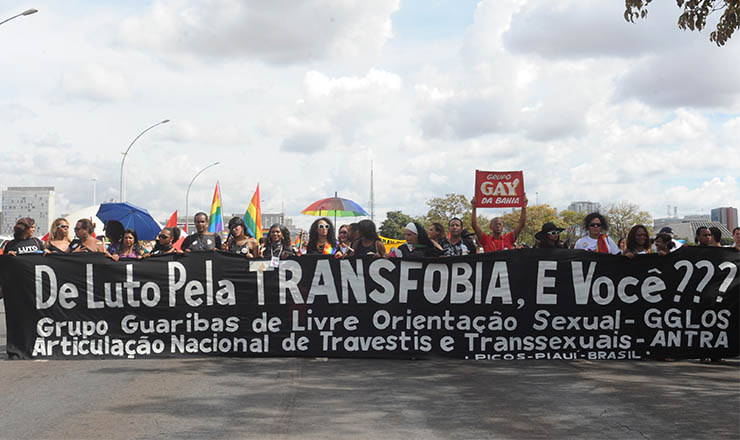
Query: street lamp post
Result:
<box><xmin>119</xmin><ymin>119</ymin><xmax>169</xmax><ymax>202</ymax></box>
<box><xmin>185</xmin><ymin>162</ymin><xmax>219</xmax><ymax>232</ymax></box>
<box><xmin>0</xmin><ymin>8</ymin><xmax>38</xmax><ymax>26</ymax></box>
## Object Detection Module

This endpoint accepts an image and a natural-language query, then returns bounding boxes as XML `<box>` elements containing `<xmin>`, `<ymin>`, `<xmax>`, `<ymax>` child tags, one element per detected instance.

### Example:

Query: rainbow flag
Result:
<box><xmin>208</xmin><ymin>181</ymin><xmax>224</xmax><ymax>234</ymax></box>
<box><xmin>322</xmin><ymin>243</ymin><xmax>336</xmax><ymax>255</ymax></box>
<box><xmin>243</xmin><ymin>184</ymin><xmax>262</xmax><ymax>239</ymax></box>
<box><xmin>294</xmin><ymin>230</ymin><xmax>302</xmax><ymax>249</ymax></box>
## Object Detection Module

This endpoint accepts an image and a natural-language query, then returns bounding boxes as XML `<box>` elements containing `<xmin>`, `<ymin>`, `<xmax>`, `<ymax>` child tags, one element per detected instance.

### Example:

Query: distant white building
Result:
<box><xmin>1</xmin><ymin>186</ymin><xmax>55</xmax><ymax>236</ymax></box>
<box><xmin>567</xmin><ymin>201</ymin><xmax>600</xmax><ymax>214</ymax></box>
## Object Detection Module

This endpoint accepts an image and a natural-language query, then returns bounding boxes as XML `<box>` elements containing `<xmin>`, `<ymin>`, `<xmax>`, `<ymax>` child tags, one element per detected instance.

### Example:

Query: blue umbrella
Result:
<box><xmin>96</xmin><ymin>202</ymin><xmax>162</xmax><ymax>240</ymax></box>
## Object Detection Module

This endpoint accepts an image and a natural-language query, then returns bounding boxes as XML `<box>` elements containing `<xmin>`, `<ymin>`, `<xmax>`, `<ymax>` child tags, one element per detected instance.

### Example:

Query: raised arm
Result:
<box><xmin>510</xmin><ymin>194</ymin><xmax>528</xmax><ymax>242</ymax></box>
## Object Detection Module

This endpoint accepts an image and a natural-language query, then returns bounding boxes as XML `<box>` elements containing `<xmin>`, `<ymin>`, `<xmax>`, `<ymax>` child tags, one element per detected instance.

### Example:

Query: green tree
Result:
<box><xmin>602</xmin><ymin>202</ymin><xmax>653</xmax><ymax>242</ymax></box>
<box><xmin>501</xmin><ymin>204</ymin><xmax>560</xmax><ymax>246</ymax></box>
<box><xmin>624</xmin><ymin>0</ymin><xmax>739</xmax><ymax>46</ymax></box>
<box><xmin>423</xmin><ymin>193</ymin><xmax>470</xmax><ymax>225</ymax></box>
<box><xmin>421</xmin><ymin>193</ymin><xmax>487</xmax><ymax>235</ymax></box>
<box><xmin>558</xmin><ymin>210</ymin><xmax>582</xmax><ymax>229</ymax></box>
<box><xmin>379</xmin><ymin>211</ymin><xmax>417</xmax><ymax>239</ymax></box>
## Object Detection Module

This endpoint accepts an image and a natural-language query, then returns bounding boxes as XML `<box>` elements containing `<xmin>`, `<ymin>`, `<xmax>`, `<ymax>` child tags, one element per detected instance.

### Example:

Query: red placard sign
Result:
<box><xmin>474</xmin><ymin>170</ymin><xmax>525</xmax><ymax>208</ymax></box>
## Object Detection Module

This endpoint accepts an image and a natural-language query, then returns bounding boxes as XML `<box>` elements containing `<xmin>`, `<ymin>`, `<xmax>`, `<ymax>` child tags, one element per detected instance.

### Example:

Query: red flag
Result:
<box><xmin>165</xmin><ymin>210</ymin><xmax>185</xmax><ymax>250</ymax></box>
<box><xmin>165</xmin><ymin>210</ymin><xmax>178</xmax><ymax>228</ymax></box>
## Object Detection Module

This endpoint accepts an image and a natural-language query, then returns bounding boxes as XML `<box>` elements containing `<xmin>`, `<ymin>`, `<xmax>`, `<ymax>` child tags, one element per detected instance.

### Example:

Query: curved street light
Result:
<box><xmin>185</xmin><ymin>161</ymin><xmax>220</xmax><ymax>232</ymax></box>
<box><xmin>0</xmin><ymin>8</ymin><xmax>38</xmax><ymax>26</ymax></box>
<box><xmin>119</xmin><ymin>119</ymin><xmax>169</xmax><ymax>202</ymax></box>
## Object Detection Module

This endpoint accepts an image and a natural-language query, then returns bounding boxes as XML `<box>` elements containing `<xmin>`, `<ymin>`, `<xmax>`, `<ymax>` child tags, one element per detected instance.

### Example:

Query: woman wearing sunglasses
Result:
<box><xmin>46</xmin><ymin>218</ymin><xmax>72</xmax><ymax>254</ymax></box>
<box><xmin>574</xmin><ymin>212</ymin><xmax>620</xmax><ymax>254</ymax></box>
<box><xmin>148</xmin><ymin>227</ymin><xmax>182</xmax><ymax>256</ymax></box>
<box><xmin>533</xmin><ymin>222</ymin><xmax>567</xmax><ymax>249</ymax></box>
<box><xmin>306</xmin><ymin>217</ymin><xmax>343</xmax><ymax>257</ymax></box>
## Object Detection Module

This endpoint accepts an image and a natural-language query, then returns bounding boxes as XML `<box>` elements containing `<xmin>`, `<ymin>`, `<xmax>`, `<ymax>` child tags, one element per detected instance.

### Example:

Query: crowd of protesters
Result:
<box><xmin>3</xmin><ymin>196</ymin><xmax>740</xmax><ymax>259</ymax></box>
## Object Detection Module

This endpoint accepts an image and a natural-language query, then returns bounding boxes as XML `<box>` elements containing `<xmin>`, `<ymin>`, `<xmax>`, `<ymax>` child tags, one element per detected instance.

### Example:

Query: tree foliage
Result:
<box><xmin>419</xmin><ymin>193</ymin><xmax>487</xmax><ymax>235</ymax></box>
<box><xmin>624</xmin><ymin>0</ymin><xmax>739</xmax><ymax>46</ymax></box>
<box><xmin>602</xmin><ymin>201</ymin><xmax>653</xmax><ymax>243</ymax></box>
<box><xmin>423</xmin><ymin>193</ymin><xmax>471</xmax><ymax>226</ymax></box>
<box><xmin>379</xmin><ymin>210</ymin><xmax>417</xmax><ymax>239</ymax></box>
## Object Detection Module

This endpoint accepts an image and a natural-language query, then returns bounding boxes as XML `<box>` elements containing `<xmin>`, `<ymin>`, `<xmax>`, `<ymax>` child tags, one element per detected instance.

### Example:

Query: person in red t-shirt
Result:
<box><xmin>471</xmin><ymin>194</ymin><xmax>528</xmax><ymax>253</ymax></box>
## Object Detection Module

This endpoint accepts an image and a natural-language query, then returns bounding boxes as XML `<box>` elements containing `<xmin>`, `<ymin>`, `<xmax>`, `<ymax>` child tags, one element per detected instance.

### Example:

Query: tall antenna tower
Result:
<box><xmin>370</xmin><ymin>160</ymin><xmax>375</xmax><ymax>222</ymax></box>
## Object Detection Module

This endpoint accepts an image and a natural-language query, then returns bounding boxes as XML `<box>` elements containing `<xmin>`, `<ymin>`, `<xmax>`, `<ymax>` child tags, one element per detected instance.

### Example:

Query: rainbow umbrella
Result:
<box><xmin>301</xmin><ymin>192</ymin><xmax>369</xmax><ymax>225</ymax></box>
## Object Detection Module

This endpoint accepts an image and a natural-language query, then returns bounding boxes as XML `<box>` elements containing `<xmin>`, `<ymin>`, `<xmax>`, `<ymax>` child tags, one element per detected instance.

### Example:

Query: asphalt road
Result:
<box><xmin>0</xmin><ymin>301</ymin><xmax>738</xmax><ymax>439</ymax></box>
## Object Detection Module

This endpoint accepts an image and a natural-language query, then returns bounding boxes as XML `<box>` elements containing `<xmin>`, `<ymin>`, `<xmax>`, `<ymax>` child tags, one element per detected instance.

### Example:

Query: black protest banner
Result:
<box><xmin>0</xmin><ymin>248</ymin><xmax>737</xmax><ymax>361</ymax></box>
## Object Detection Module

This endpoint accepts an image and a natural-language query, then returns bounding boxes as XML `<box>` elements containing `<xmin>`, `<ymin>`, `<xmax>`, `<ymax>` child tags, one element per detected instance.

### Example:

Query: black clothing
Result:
<box><xmin>263</xmin><ymin>243</ymin><xmax>295</xmax><ymax>259</ymax></box>
<box><xmin>305</xmin><ymin>241</ymin><xmax>337</xmax><ymax>255</ymax></box>
<box><xmin>396</xmin><ymin>243</ymin><xmax>444</xmax><ymax>258</ymax></box>
<box><xmin>354</xmin><ymin>239</ymin><xmax>381</xmax><ymax>256</ymax></box>
<box><xmin>182</xmin><ymin>233</ymin><xmax>222</xmax><ymax>251</ymax></box>
<box><xmin>4</xmin><ymin>237</ymin><xmax>44</xmax><ymax>254</ymax></box>
<box><xmin>149</xmin><ymin>243</ymin><xmax>174</xmax><ymax>256</ymax></box>
<box><xmin>446</xmin><ymin>238</ymin><xmax>473</xmax><ymax>256</ymax></box>
<box><xmin>46</xmin><ymin>241</ymin><xmax>70</xmax><ymax>254</ymax></box>
<box><xmin>226</xmin><ymin>239</ymin><xmax>252</xmax><ymax>256</ymax></box>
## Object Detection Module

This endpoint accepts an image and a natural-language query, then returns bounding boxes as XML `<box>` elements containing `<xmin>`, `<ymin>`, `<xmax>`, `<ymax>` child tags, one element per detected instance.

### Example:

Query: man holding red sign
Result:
<box><xmin>471</xmin><ymin>170</ymin><xmax>528</xmax><ymax>252</ymax></box>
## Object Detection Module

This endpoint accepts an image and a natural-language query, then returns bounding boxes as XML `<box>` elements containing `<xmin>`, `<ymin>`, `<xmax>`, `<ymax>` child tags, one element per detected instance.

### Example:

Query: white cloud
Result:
<box><xmin>118</xmin><ymin>0</ymin><xmax>400</xmax><ymax>65</ymax></box>
<box><xmin>60</xmin><ymin>63</ymin><xmax>133</xmax><ymax>102</ymax></box>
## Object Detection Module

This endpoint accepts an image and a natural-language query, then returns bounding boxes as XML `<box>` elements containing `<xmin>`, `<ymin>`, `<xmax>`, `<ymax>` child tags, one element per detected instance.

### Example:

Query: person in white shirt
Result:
<box><xmin>574</xmin><ymin>212</ymin><xmax>620</xmax><ymax>255</ymax></box>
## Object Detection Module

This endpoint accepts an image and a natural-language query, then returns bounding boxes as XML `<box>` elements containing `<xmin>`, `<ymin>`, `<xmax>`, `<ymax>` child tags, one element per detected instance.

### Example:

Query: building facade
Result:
<box><xmin>567</xmin><ymin>201</ymin><xmax>600</xmax><ymax>214</ymax></box>
<box><xmin>1</xmin><ymin>186</ymin><xmax>55</xmax><ymax>236</ymax></box>
<box><xmin>711</xmin><ymin>207</ymin><xmax>738</xmax><ymax>231</ymax></box>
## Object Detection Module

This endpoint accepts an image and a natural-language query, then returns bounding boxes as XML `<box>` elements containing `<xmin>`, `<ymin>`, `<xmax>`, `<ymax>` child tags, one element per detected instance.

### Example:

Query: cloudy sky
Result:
<box><xmin>1</xmin><ymin>0</ymin><xmax>738</xmax><ymax>231</ymax></box>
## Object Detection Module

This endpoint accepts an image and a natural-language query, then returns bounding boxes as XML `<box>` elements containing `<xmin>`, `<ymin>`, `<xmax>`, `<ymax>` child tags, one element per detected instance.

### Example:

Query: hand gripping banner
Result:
<box><xmin>0</xmin><ymin>248</ymin><xmax>737</xmax><ymax>360</ymax></box>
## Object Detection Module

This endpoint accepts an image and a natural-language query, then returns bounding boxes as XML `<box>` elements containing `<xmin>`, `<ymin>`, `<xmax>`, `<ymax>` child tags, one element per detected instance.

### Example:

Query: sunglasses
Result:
<box><xmin>158</xmin><ymin>234</ymin><xmax>171</xmax><ymax>240</ymax></box>
<box><xmin>58</xmin><ymin>224</ymin><xmax>69</xmax><ymax>229</ymax></box>
<box><xmin>547</xmin><ymin>230</ymin><xmax>560</xmax><ymax>235</ymax></box>
<box><xmin>317</xmin><ymin>224</ymin><xmax>329</xmax><ymax>229</ymax></box>
<box><xmin>589</xmin><ymin>223</ymin><xmax>602</xmax><ymax>228</ymax></box>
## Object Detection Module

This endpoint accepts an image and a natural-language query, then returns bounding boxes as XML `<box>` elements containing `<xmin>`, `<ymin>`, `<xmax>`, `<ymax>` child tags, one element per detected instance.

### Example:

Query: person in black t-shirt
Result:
<box><xmin>182</xmin><ymin>212</ymin><xmax>222</xmax><ymax>252</ymax></box>
<box><xmin>3</xmin><ymin>217</ymin><xmax>45</xmax><ymax>256</ymax></box>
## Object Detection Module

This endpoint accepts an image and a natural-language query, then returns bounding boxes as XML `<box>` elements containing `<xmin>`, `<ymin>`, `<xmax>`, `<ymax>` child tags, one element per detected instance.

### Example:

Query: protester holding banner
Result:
<box><xmin>70</xmin><ymin>218</ymin><xmax>109</xmax><ymax>255</ymax></box>
<box><xmin>112</xmin><ymin>229</ymin><xmax>144</xmax><ymax>260</ymax></box>
<box><xmin>223</xmin><ymin>217</ymin><xmax>259</xmax><ymax>258</ymax></box>
<box><xmin>709</xmin><ymin>227</ymin><xmax>723</xmax><ymax>247</ymax></box>
<box><xmin>657</xmin><ymin>227</ymin><xmax>682</xmax><ymax>252</ymax></box>
<box><xmin>623</xmin><ymin>225</ymin><xmax>653</xmax><ymax>257</ymax></box>
<box><xmin>574</xmin><ymin>212</ymin><xmax>620</xmax><ymax>254</ymax></box>
<box><xmin>734</xmin><ymin>227</ymin><xmax>740</xmax><ymax>250</ymax></box>
<box><xmin>533</xmin><ymin>222</ymin><xmax>567</xmax><ymax>249</ymax></box>
<box><xmin>306</xmin><ymin>218</ymin><xmax>343</xmax><ymax>257</ymax></box>
<box><xmin>148</xmin><ymin>227</ymin><xmax>181</xmax><ymax>256</ymax></box>
<box><xmin>264</xmin><ymin>224</ymin><xmax>295</xmax><ymax>260</ymax></box>
<box><xmin>388</xmin><ymin>222</ymin><xmax>444</xmax><ymax>258</ymax></box>
<box><xmin>654</xmin><ymin>233</ymin><xmax>675</xmax><ymax>256</ymax></box>
<box><xmin>45</xmin><ymin>218</ymin><xmax>71</xmax><ymax>254</ymax></box>
<box><xmin>104</xmin><ymin>220</ymin><xmax>125</xmax><ymax>255</ymax></box>
<box><xmin>445</xmin><ymin>218</ymin><xmax>475</xmax><ymax>256</ymax></box>
<box><xmin>3</xmin><ymin>217</ymin><xmax>45</xmax><ymax>256</ymax></box>
<box><xmin>352</xmin><ymin>219</ymin><xmax>386</xmax><ymax>257</ymax></box>
<box><xmin>337</xmin><ymin>225</ymin><xmax>355</xmax><ymax>256</ymax></box>
<box><xmin>183</xmin><ymin>212</ymin><xmax>222</xmax><ymax>252</ymax></box>
<box><xmin>471</xmin><ymin>194</ymin><xmax>528</xmax><ymax>252</ymax></box>
<box><xmin>427</xmin><ymin>223</ymin><xmax>452</xmax><ymax>256</ymax></box>
<box><xmin>695</xmin><ymin>227</ymin><xmax>711</xmax><ymax>246</ymax></box>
